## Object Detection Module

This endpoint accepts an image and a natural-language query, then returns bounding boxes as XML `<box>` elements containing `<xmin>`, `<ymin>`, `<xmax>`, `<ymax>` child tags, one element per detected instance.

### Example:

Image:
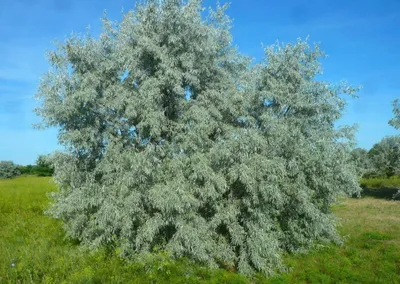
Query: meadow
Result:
<box><xmin>0</xmin><ymin>176</ymin><xmax>399</xmax><ymax>283</ymax></box>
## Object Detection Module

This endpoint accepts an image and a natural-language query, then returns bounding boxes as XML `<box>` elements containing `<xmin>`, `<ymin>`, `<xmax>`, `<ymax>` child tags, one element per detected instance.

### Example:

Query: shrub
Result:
<box><xmin>34</xmin><ymin>155</ymin><xmax>54</xmax><ymax>177</ymax></box>
<box><xmin>18</xmin><ymin>165</ymin><xmax>34</xmax><ymax>175</ymax></box>
<box><xmin>17</xmin><ymin>155</ymin><xmax>54</xmax><ymax>177</ymax></box>
<box><xmin>36</xmin><ymin>0</ymin><xmax>360</xmax><ymax>276</ymax></box>
<box><xmin>0</xmin><ymin>161</ymin><xmax>21</xmax><ymax>179</ymax></box>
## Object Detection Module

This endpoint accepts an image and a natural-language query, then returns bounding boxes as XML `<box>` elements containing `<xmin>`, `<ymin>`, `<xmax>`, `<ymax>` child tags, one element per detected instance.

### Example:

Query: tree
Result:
<box><xmin>17</xmin><ymin>155</ymin><xmax>54</xmax><ymax>176</ymax></box>
<box><xmin>18</xmin><ymin>164</ymin><xmax>34</xmax><ymax>175</ymax></box>
<box><xmin>389</xmin><ymin>99</ymin><xmax>400</xmax><ymax>129</ymax></box>
<box><xmin>35</xmin><ymin>0</ymin><xmax>360</xmax><ymax>276</ymax></box>
<box><xmin>34</xmin><ymin>154</ymin><xmax>54</xmax><ymax>176</ymax></box>
<box><xmin>0</xmin><ymin>161</ymin><xmax>21</xmax><ymax>179</ymax></box>
<box><xmin>350</xmin><ymin>148</ymin><xmax>373</xmax><ymax>177</ymax></box>
<box><xmin>389</xmin><ymin>99</ymin><xmax>400</xmax><ymax>200</ymax></box>
<box><xmin>368</xmin><ymin>136</ymin><xmax>400</xmax><ymax>178</ymax></box>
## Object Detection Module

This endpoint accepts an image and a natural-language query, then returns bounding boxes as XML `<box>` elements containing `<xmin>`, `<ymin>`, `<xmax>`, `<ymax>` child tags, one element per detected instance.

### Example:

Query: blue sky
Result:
<box><xmin>0</xmin><ymin>0</ymin><xmax>399</xmax><ymax>165</ymax></box>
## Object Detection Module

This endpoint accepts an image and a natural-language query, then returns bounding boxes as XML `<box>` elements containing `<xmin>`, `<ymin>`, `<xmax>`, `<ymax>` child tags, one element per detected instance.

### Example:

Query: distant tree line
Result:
<box><xmin>19</xmin><ymin>154</ymin><xmax>54</xmax><ymax>177</ymax></box>
<box><xmin>0</xmin><ymin>155</ymin><xmax>53</xmax><ymax>179</ymax></box>
<box><xmin>351</xmin><ymin>135</ymin><xmax>400</xmax><ymax>179</ymax></box>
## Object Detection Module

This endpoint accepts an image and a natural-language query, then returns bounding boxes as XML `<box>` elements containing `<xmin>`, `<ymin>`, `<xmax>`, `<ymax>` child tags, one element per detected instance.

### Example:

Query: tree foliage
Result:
<box><xmin>350</xmin><ymin>148</ymin><xmax>373</xmax><ymax>177</ymax></box>
<box><xmin>352</xmin><ymin>135</ymin><xmax>400</xmax><ymax>200</ymax></box>
<box><xmin>368</xmin><ymin>136</ymin><xmax>400</xmax><ymax>178</ymax></box>
<box><xmin>35</xmin><ymin>0</ymin><xmax>360</xmax><ymax>276</ymax></box>
<box><xmin>0</xmin><ymin>161</ymin><xmax>21</xmax><ymax>179</ymax></box>
<box><xmin>388</xmin><ymin>102</ymin><xmax>400</xmax><ymax>199</ymax></box>
<box><xmin>35</xmin><ymin>154</ymin><xmax>54</xmax><ymax>176</ymax></box>
<box><xmin>18</xmin><ymin>155</ymin><xmax>54</xmax><ymax>177</ymax></box>
<box><xmin>389</xmin><ymin>99</ymin><xmax>400</xmax><ymax>129</ymax></box>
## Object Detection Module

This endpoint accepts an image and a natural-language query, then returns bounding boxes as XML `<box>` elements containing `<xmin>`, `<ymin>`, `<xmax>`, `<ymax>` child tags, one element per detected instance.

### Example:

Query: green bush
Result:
<box><xmin>18</xmin><ymin>165</ymin><xmax>34</xmax><ymax>175</ymax></box>
<box><xmin>18</xmin><ymin>165</ymin><xmax>53</xmax><ymax>177</ymax></box>
<box><xmin>34</xmin><ymin>155</ymin><xmax>54</xmax><ymax>176</ymax></box>
<box><xmin>18</xmin><ymin>155</ymin><xmax>54</xmax><ymax>177</ymax></box>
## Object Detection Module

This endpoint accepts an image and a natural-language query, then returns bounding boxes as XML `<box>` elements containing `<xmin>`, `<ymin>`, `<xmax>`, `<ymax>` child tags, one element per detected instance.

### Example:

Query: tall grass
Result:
<box><xmin>0</xmin><ymin>176</ymin><xmax>248</xmax><ymax>283</ymax></box>
<box><xmin>266</xmin><ymin>198</ymin><xmax>400</xmax><ymax>283</ymax></box>
<box><xmin>360</xmin><ymin>176</ymin><xmax>400</xmax><ymax>189</ymax></box>
<box><xmin>1</xmin><ymin>176</ymin><xmax>399</xmax><ymax>283</ymax></box>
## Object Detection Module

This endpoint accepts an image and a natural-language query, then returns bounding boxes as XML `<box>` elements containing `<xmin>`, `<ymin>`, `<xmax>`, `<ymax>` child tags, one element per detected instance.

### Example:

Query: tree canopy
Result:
<box><xmin>35</xmin><ymin>0</ymin><xmax>361</xmax><ymax>276</ymax></box>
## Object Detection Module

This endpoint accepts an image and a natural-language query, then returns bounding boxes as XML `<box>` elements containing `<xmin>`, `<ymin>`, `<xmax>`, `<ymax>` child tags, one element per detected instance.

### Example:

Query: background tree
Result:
<box><xmin>18</xmin><ymin>164</ymin><xmax>33</xmax><ymax>175</ymax></box>
<box><xmin>36</xmin><ymin>0</ymin><xmax>360</xmax><ymax>276</ymax></box>
<box><xmin>18</xmin><ymin>154</ymin><xmax>54</xmax><ymax>176</ymax></box>
<box><xmin>0</xmin><ymin>161</ymin><xmax>21</xmax><ymax>179</ymax></box>
<box><xmin>350</xmin><ymin>148</ymin><xmax>373</xmax><ymax>177</ymax></box>
<box><xmin>34</xmin><ymin>154</ymin><xmax>54</xmax><ymax>176</ymax></box>
<box><xmin>389</xmin><ymin>99</ymin><xmax>400</xmax><ymax>200</ymax></box>
<box><xmin>389</xmin><ymin>99</ymin><xmax>400</xmax><ymax>129</ymax></box>
<box><xmin>368</xmin><ymin>136</ymin><xmax>400</xmax><ymax>178</ymax></box>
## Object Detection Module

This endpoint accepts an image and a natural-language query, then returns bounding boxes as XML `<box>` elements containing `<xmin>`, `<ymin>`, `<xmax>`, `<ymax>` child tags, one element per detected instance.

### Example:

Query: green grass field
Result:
<box><xmin>1</xmin><ymin>176</ymin><xmax>399</xmax><ymax>283</ymax></box>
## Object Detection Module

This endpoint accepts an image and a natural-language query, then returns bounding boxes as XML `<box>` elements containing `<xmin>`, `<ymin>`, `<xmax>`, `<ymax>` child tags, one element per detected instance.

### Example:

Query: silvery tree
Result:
<box><xmin>368</xmin><ymin>136</ymin><xmax>400</xmax><ymax>178</ymax></box>
<box><xmin>0</xmin><ymin>161</ymin><xmax>20</xmax><ymax>179</ymax></box>
<box><xmin>389</xmin><ymin>99</ymin><xmax>400</xmax><ymax>129</ymax></box>
<box><xmin>35</xmin><ymin>0</ymin><xmax>360</xmax><ymax>276</ymax></box>
<box><xmin>350</xmin><ymin>148</ymin><xmax>373</xmax><ymax>178</ymax></box>
<box><xmin>389</xmin><ymin>102</ymin><xmax>400</xmax><ymax>199</ymax></box>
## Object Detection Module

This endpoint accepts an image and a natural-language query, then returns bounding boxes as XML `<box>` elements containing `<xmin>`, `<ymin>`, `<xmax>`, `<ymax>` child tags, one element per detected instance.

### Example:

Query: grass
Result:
<box><xmin>360</xmin><ymin>176</ymin><xmax>400</xmax><ymax>189</ymax></box>
<box><xmin>360</xmin><ymin>176</ymin><xmax>400</xmax><ymax>200</ymax></box>
<box><xmin>1</xmin><ymin>176</ymin><xmax>399</xmax><ymax>283</ymax></box>
<box><xmin>266</xmin><ymin>198</ymin><xmax>400</xmax><ymax>283</ymax></box>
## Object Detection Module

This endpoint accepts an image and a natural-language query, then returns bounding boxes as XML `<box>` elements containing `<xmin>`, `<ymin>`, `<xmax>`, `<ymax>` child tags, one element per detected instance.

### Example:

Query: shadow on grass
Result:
<box><xmin>358</xmin><ymin>186</ymin><xmax>399</xmax><ymax>200</ymax></box>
